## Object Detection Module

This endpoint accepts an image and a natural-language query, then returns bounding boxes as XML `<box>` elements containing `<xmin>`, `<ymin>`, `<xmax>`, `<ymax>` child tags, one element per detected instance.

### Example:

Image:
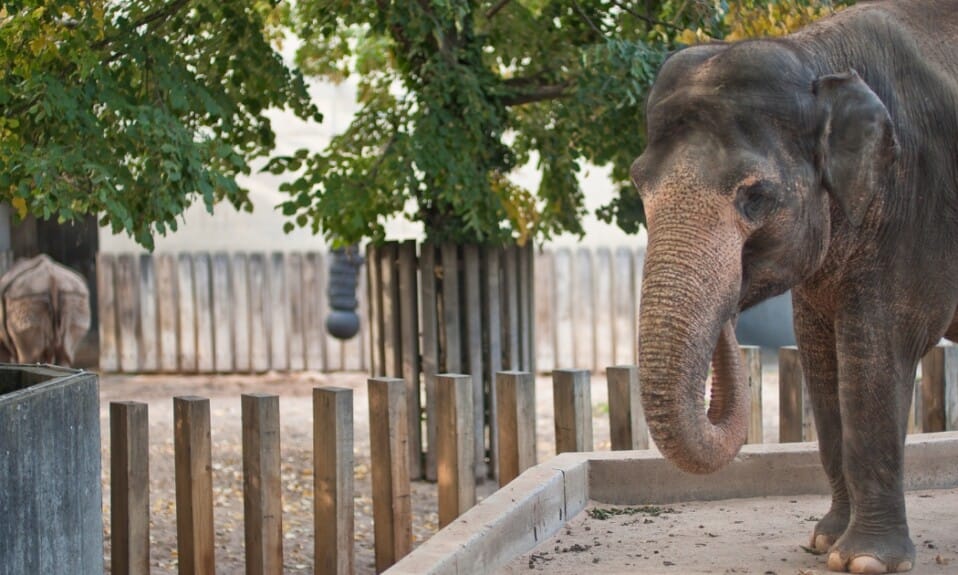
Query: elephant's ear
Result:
<box><xmin>814</xmin><ymin>69</ymin><xmax>899</xmax><ymax>227</ymax></box>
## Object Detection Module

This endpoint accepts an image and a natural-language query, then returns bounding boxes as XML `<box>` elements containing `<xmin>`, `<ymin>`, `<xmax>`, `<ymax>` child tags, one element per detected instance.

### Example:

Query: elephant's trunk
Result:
<box><xmin>639</xmin><ymin>217</ymin><xmax>750</xmax><ymax>474</ymax></box>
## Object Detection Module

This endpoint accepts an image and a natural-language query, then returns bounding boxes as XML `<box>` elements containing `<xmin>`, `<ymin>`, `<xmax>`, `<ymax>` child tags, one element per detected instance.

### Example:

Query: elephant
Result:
<box><xmin>631</xmin><ymin>1</ymin><xmax>958</xmax><ymax>573</ymax></box>
<box><xmin>0</xmin><ymin>254</ymin><xmax>91</xmax><ymax>367</ymax></box>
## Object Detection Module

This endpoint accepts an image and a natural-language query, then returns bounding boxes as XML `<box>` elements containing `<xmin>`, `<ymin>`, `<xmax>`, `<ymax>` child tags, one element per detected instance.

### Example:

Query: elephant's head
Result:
<box><xmin>633</xmin><ymin>41</ymin><xmax>898</xmax><ymax>473</ymax></box>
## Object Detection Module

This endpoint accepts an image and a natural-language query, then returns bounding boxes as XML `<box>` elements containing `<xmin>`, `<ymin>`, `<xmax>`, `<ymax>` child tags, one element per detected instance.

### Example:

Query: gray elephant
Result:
<box><xmin>632</xmin><ymin>1</ymin><xmax>958</xmax><ymax>573</ymax></box>
<box><xmin>0</xmin><ymin>254</ymin><xmax>91</xmax><ymax>367</ymax></box>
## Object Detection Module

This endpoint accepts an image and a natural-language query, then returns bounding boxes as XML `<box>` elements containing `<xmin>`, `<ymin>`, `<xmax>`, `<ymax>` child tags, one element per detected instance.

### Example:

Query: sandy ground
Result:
<box><xmin>500</xmin><ymin>488</ymin><xmax>958</xmax><ymax>575</ymax></box>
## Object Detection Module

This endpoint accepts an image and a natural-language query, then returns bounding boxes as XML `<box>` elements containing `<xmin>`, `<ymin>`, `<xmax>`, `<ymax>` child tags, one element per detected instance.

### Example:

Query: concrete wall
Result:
<box><xmin>0</xmin><ymin>366</ymin><xmax>103</xmax><ymax>575</ymax></box>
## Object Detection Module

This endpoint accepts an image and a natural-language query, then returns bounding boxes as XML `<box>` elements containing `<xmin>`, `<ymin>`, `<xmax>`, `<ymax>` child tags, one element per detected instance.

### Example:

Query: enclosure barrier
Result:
<box><xmin>96</xmin><ymin>252</ymin><xmax>367</xmax><ymax>374</ymax></box>
<box><xmin>106</xmin><ymin>344</ymin><xmax>958</xmax><ymax>574</ymax></box>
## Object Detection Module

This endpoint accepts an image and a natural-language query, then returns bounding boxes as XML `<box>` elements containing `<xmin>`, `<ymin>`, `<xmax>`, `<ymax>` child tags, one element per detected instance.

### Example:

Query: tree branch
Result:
<box><xmin>485</xmin><ymin>0</ymin><xmax>511</xmax><ymax>20</ymax></box>
<box><xmin>611</xmin><ymin>0</ymin><xmax>680</xmax><ymax>32</ymax></box>
<box><xmin>501</xmin><ymin>81</ymin><xmax>573</xmax><ymax>107</ymax></box>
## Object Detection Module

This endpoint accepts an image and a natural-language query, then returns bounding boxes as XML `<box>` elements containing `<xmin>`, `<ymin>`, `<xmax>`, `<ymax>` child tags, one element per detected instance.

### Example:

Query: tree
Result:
<box><xmin>279</xmin><ymin>0</ymin><xmax>851</xmax><ymax>246</ymax></box>
<box><xmin>0</xmin><ymin>0</ymin><xmax>321</xmax><ymax>249</ymax></box>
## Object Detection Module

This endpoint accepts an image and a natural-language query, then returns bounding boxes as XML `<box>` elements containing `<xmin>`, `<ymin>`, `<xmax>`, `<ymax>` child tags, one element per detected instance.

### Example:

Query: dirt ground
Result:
<box><xmin>501</xmin><ymin>488</ymin><xmax>958</xmax><ymax>575</ymax></box>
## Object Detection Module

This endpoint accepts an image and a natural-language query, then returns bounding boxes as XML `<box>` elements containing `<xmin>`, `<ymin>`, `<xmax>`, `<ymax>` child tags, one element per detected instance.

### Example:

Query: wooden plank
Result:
<box><xmin>231</xmin><ymin>254</ymin><xmax>252</xmax><ymax>373</ymax></box>
<box><xmin>741</xmin><ymin>346</ymin><xmax>763</xmax><ymax>444</ymax></box>
<box><xmin>177</xmin><ymin>254</ymin><xmax>197</xmax><ymax>373</ymax></box>
<box><xmin>612</xmin><ymin>247</ymin><xmax>636</xmax><ymax>366</ymax></box>
<box><xmin>379</xmin><ymin>243</ymin><xmax>402</xmax><ymax>377</ymax></box>
<box><xmin>367</xmin><ymin>377</ymin><xmax>412</xmax><ymax>571</ymax></box>
<box><xmin>553</xmin><ymin>248</ymin><xmax>574</xmax><ymax>369</ymax></box>
<box><xmin>534</xmin><ymin>250</ymin><xmax>556</xmax><ymax>373</ymax></box>
<box><xmin>398</xmin><ymin>241</ymin><xmax>423</xmax><ymax>479</ymax></box>
<box><xmin>115</xmin><ymin>253</ymin><xmax>140</xmax><ymax>373</ymax></box>
<box><xmin>248</xmin><ymin>254</ymin><xmax>270</xmax><ymax>373</ymax></box>
<box><xmin>921</xmin><ymin>345</ymin><xmax>958</xmax><ymax>432</ymax></box>
<box><xmin>110</xmin><ymin>401</ymin><xmax>150</xmax><ymax>575</ymax></box>
<box><xmin>96</xmin><ymin>253</ymin><xmax>119</xmax><ymax>372</ymax></box>
<box><xmin>303</xmin><ymin>253</ymin><xmax>326</xmax><ymax>372</ymax></box>
<box><xmin>518</xmin><ymin>242</ymin><xmax>534</xmax><ymax>372</ymax></box>
<box><xmin>269</xmin><ymin>253</ymin><xmax>289</xmax><ymax>371</ymax></box>
<box><xmin>483</xmin><ymin>246</ymin><xmax>503</xmax><ymax>482</ymax></box>
<box><xmin>155</xmin><ymin>254</ymin><xmax>179</xmax><ymax>372</ymax></box>
<box><xmin>572</xmin><ymin>248</ymin><xmax>595</xmax><ymax>371</ymax></box>
<box><xmin>502</xmin><ymin>245</ymin><xmax>520</xmax><ymax>370</ymax></box>
<box><xmin>242</xmin><ymin>394</ymin><xmax>283</xmax><ymax>575</ymax></box>
<box><xmin>436</xmin><ymin>374</ymin><xmax>476</xmax><ymax>528</ymax></box>
<box><xmin>593</xmin><ymin>247</ymin><xmax>614</xmax><ymax>372</ymax></box>
<box><xmin>211</xmin><ymin>253</ymin><xmax>233</xmax><ymax>373</ymax></box>
<box><xmin>463</xmin><ymin>244</ymin><xmax>486</xmax><ymax>480</ymax></box>
<box><xmin>366</xmin><ymin>244</ymin><xmax>384</xmax><ymax>376</ymax></box>
<box><xmin>779</xmin><ymin>346</ymin><xmax>805</xmax><ymax>443</ymax></box>
<box><xmin>314</xmin><ymin>387</ymin><xmax>354</xmax><ymax>575</ymax></box>
<box><xmin>192</xmin><ymin>254</ymin><xmax>215</xmax><ymax>374</ymax></box>
<box><xmin>606</xmin><ymin>365</ymin><xmax>648</xmax><ymax>450</ymax></box>
<box><xmin>137</xmin><ymin>255</ymin><xmax>159</xmax><ymax>373</ymax></box>
<box><xmin>420</xmin><ymin>243</ymin><xmax>440</xmax><ymax>482</ymax></box>
<box><xmin>440</xmin><ymin>243</ymin><xmax>462</xmax><ymax>373</ymax></box>
<box><xmin>495</xmin><ymin>371</ymin><xmax>536</xmax><ymax>486</ymax></box>
<box><xmin>173</xmin><ymin>396</ymin><xmax>215</xmax><ymax>575</ymax></box>
<box><xmin>552</xmin><ymin>369</ymin><xmax>593</xmax><ymax>454</ymax></box>
<box><xmin>286</xmin><ymin>253</ymin><xmax>306</xmax><ymax>372</ymax></box>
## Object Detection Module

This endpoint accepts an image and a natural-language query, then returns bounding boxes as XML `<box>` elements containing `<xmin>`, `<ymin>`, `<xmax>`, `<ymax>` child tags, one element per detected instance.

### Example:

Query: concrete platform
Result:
<box><xmin>386</xmin><ymin>432</ymin><xmax>958</xmax><ymax>575</ymax></box>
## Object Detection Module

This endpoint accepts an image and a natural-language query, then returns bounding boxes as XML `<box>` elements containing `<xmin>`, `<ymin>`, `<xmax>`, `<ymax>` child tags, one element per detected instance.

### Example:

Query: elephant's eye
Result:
<box><xmin>736</xmin><ymin>181</ymin><xmax>777</xmax><ymax>222</ymax></box>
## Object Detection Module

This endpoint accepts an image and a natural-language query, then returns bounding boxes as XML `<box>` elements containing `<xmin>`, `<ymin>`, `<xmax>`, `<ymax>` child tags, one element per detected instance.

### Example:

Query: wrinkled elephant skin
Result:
<box><xmin>0</xmin><ymin>255</ymin><xmax>91</xmax><ymax>367</ymax></box>
<box><xmin>632</xmin><ymin>1</ymin><xmax>958</xmax><ymax>572</ymax></box>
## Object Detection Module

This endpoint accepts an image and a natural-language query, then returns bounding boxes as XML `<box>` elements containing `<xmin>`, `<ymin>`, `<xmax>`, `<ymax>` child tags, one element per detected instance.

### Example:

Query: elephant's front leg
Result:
<box><xmin>825</xmin><ymin>320</ymin><xmax>916</xmax><ymax>574</ymax></box>
<box><xmin>793</xmin><ymin>295</ymin><xmax>849</xmax><ymax>553</ymax></box>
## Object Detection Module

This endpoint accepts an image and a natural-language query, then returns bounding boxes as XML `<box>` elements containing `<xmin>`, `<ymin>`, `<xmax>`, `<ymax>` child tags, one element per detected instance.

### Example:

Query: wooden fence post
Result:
<box><xmin>921</xmin><ymin>344</ymin><xmax>958</xmax><ymax>432</ymax></box>
<box><xmin>173</xmin><ymin>396</ymin><xmax>215</xmax><ymax>575</ymax></box>
<box><xmin>420</xmin><ymin>243</ymin><xmax>440</xmax><ymax>482</ymax></box>
<box><xmin>211</xmin><ymin>253</ymin><xmax>234</xmax><ymax>373</ymax></box>
<box><xmin>779</xmin><ymin>347</ymin><xmax>815</xmax><ymax>442</ymax></box>
<box><xmin>97</xmin><ymin>253</ymin><xmax>119</xmax><ymax>372</ymax></box>
<box><xmin>137</xmin><ymin>254</ymin><xmax>159</xmax><ymax>373</ymax></box>
<box><xmin>115</xmin><ymin>254</ymin><xmax>139</xmax><ymax>373</ymax></box>
<box><xmin>607</xmin><ymin>365</ymin><xmax>648</xmax><ymax>450</ymax></box>
<box><xmin>436</xmin><ymin>374</ymin><xmax>476</xmax><ymax>528</ymax></box>
<box><xmin>740</xmin><ymin>346</ymin><xmax>763</xmax><ymax>444</ymax></box>
<box><xmin>193</xmin><ymin>253</ymin><xmax>215</xmax><ymax>373</ymax></box>
<box><xmin>314</xmin><ymin>387</ymin><xmax>354</xmax><ymax>575</ymax></box>
<box><xmin>398</xmin><ymin>241</ymin><xmax>423</xmax><ymax>480</ymax></box>
<box><xmin>241</xmin><ymin>394</ymin><xmax>283</xmax><ymax>575</ymax></box>
<box><xmin>553</xmin><ymin>369</ymin><xmax>593</xmax><ymax>454</ymax></box>
<box><xmin>156</xmin><ymin>253</ymin><xmax>179</xmax><ymax>373</ymax></box>
<box><xmin>248</xmin><ymin>254</ymin><xmax>270</xmax><ymax>373</ymax></box>
<box><xmin>367</xmin><ymin>378</ymin><xmax>412</xmax><ymax>571</ymax></box>
<box><xmin>572</xmin><ymin>249</ymin><xmax>595</xmax><ymax>371</ymax></box>
<box><xmin>110</xmin><ymin>401</ymin><xmax>150</xmax><ymax>575</ymax></box>
<box><xmin>483</xmin><ymin>246</ymin><xmax>504</xmax><ymax>482</ymax></box>
<box><xmin>495</xmin><ymin>371</ymin><xmax>537</xmax><ymax>486</ymax></box>
<box><xmin>463</xmin><ymin>245</ymin><xmax>486</xmax><ymax>481</ymax></box>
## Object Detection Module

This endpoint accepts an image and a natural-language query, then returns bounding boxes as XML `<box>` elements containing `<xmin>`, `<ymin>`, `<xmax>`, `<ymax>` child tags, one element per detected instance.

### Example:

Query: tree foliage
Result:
<box><xmin>0</xmin><ymin>0</ymin><xmax>320</xmax><ymax>249</ymax></box>
<box><xmin>281</xmin><ymin>0</ymin><xmax>851</xmax><ymax>246</ymax></box>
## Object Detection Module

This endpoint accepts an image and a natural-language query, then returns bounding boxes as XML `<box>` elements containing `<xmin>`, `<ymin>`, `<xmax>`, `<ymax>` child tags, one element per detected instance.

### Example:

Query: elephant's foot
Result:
<box><xmin>811</xmin><ymin>506</ymin><xmax>850</xmax><ymax>554</ymax></box>
<box><xmin>825</xmin><ymin>527</ymin><xmax>915</xmax><ymax>573</ymax></box>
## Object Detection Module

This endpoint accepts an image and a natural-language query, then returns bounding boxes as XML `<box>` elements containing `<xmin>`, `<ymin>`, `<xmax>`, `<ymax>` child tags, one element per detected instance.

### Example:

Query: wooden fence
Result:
<box><xmin>95</xmin><ymin>246</ymin><xmax>643</xmax><ymax>376</ymax></box>
<box><xmin>97</xmin><ymin>252</ymin><xmax>367</xmax><ymax>374</ymax></box>
<box><xmin>106</xmin><ymin>344</ymin><xmax>958</xmax><ymax>574</ymax></box>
